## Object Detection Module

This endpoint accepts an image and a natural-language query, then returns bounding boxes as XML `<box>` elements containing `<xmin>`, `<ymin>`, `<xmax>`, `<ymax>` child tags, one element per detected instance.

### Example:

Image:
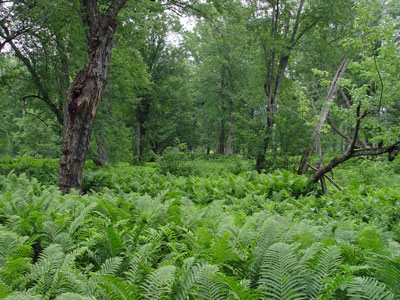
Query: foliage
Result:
<box><xmin>0</xmin><ymin>158</ymin><xmax>399</xmax><ymax>298</ymax></box>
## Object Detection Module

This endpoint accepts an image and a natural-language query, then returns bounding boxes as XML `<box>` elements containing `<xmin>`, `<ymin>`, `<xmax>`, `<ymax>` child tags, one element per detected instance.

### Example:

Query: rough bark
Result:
<box><xmin>297</xmin><ymin>59</ymin><xmax>349</xmax><ymax>175</ymax></box>
<box><xmin>58</xmin><ymin>0</ymin><xmax>127</xmax><ymax>194</ymax></box>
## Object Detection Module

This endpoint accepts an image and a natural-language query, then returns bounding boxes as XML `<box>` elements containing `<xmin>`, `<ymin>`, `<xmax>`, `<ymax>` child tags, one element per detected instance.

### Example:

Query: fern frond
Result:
<box><xmin>173</xmin><ymin>258</ymin><xmax>218</xmax><ymax>300</ymax></box>
<box><xmin>42</xmin><ymin>221</ymin><xmax>73</xmax><ymax>251</ymax></box>
<box><xmin>317</xmin><ymin>270</ymin><xmax>354</xmax><ymax>300</ymax></box>
<box><xmin>68</xmin><ymin>203</ymin><xmax>97</xmax><ymax>235</ymax></box>
<box><xmin>369</xmin><ymin>256</ymin><xmax>400</xmax><ymax>297</ymax></box>
<box><xmin>142</xmin><ymin>265</ymin><xmax>177</xmax><ymax>300</ymax></box>
<box><xmin>99</xmin><ymin>257</ymin><xmax>123</xmax><ymax>275</ymax></box>
<box><xmin>307</xmin><ymin>246</ymin><xmax>342</xmax><ymax>298</ymax></box>
<box><xmin>97</xmin><ymin>274</ymin><xmax>142</xmax><ymax>300</ymax></box>
<box><xmin>218</xmin><ymin>274</ymin><xmax>260</xmax><ymax>300</ymax></box>
<box><xmin>192</xmin><ymin>267</ymin><xmax>228</xmax><ymax>300</ymax></box>
<box><xmin>124</xmin><ymin>243</ymin><xmax>154</xmax><ymax>284</ymax></box>
<box><xmin>347</xmin><ymin>277</ymin><xmax>393</xmax><ymax>300</ymax></box>
<box><xmin>4</xmin><ymin>291</ymin><xmax>42</xmax><ymax>300</ymax></box>
<box><xmin>0</xmin><ymin>280</ymin><xmax>11</xmax><ymax>299</ymax></box>
<box><xmin>55</xmin><ymin>293</ymin><xmax>97</xmax><ymax>300</ymax></box>
<box><xmin>249</xmin><ymin>220</ymin><xmax>283</xmax><ymax>284</ymax></box>
<box><xmin>104</xmin><ymin>226</ymin><xmax>123</xmax><ymax>257</ymax></box>
<box><xmin>258</xmin><ymin>242</ymin><xmax>306</xmax><ymax>300</ymax></box>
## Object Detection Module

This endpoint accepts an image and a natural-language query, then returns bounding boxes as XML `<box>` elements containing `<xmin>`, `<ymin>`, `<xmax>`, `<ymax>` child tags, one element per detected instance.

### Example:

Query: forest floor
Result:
<box><xmin>0</xmin><ymin>156</ymin><xmax>399</xmax><ymax>299</ymax></box>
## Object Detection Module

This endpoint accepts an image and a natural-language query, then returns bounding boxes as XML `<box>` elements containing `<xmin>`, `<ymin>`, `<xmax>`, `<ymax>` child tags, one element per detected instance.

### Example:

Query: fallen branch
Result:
<box><xmin>306</xmin><ymin>162</ymin><xmax>342</xmax><ymax>191</ymax></box>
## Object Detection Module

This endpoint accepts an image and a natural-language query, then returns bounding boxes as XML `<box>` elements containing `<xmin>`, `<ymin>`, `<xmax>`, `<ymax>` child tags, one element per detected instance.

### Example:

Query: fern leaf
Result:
<box><xmin>142</xmin><ymin>265</ymin><xmax>177</xmax><ymax>300</ymax></box>
<box><xmin>347</xmin><ymin>277</ymin><xmax>393</xmax><ymax>300</ymax></box>
<box><xmin>192</xmin><ymin>268</ymin><xmax>228</xmax><ymax>300</ymax></box>
<box><xmin>97</xmin><ymin>274</ymin><xmax>141</xmax><ymax>300</ymax></box>
<box><xmin>317</xmin><ymin>271</ymin><xmax>354</xmax><ymax>300</ymax></box>
<box><xmin>249</xmin><ymin>221</ymin><xmax>283</xmax><ymax>284</ymax></box>
<box><xmin>173</xmin><ymin>258</ymin><xmax>218</xmax><ymax>300</ymax></box>
<box><xmin>99</xmin><ymin>257</ymin><xmax>123</xmax><ymax>275</ymax></box>
<box><xmin>258</xmin><ymin>242</ymin><xmax>306</xmax><ymax>300</ymax></box>
<box><xmin>369</xmin><ymin>256</ymin><xmax>400</xmax><ymax>297</ymax></box>
<box><xmin>124</xmin><ymin>243</ymin><xmax>154</xmax><ymax>285</ymax></box>
<box><xmin>68</xmin><ymin>203</ymin><xmax>97</xmax><ymax>235</ymax></box>
<box><xmin>218</xmin><ymin>274</ymin><xmax>260</xmax><ymax>300</ymax></box>
<box><xmin>307</xmin><ymin>246</ymin><xmax>342</xmax><ymax>298</ymax></box>
<box><xmin>4</xmin><ymin>291</ymin><xmax>43</xmax><ymax>300</ymax></box>
<box><xmin>55</xmin><ymin>293</ymin><xmax>97</xmax><ymax>300</ymax></box>
<box><xmin>104</xmin><ymin>226</ymin><xmax>123</xmax><ymax>257</ymax></box>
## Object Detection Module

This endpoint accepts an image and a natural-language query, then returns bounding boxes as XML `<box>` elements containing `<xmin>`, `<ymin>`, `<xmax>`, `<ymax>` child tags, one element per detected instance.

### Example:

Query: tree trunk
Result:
<box><xmin>135</xmin><ymin>107</ymin><xmax>143</xmax><ymax>163</ymax></box>
<box><xmin>58</xmin><ymin>0</ymin><xmax>127</xmax><ymax>194</ymax></box>
<box><xmin>93</xmin><ymin>134</ymin><xmax>109</xmax><ymax>166</ymax></box>
<box><xmin>297</xmin><ymin>59</ymin><xmax>349</xmax><ymax>175</ymax></box>
<box><xmin>218</xmin><ymin>119</ymin><xmax>225</xmax><ymax>155</ymax></box>
<box><xmin>225</xmin><ymin>127</ymin><xmax>233</xmax><ymax>155</ymax></box>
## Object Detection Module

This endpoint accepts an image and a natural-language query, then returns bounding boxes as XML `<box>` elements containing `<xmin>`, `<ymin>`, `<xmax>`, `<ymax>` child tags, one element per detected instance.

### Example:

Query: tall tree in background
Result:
<box><xmin>252</xmin><ymin>0</ymin><xmax>353</xmax><ymax>171</ymax></box>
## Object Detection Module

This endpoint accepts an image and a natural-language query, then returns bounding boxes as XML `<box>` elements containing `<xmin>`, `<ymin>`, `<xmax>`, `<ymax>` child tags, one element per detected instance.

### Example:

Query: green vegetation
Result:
<box><xmin>0</xmin><ymin>157</ymin><xmax>400</xmax><ymax>299</ymax></box>
<box><xmin>1</xmin><ymin>0</ymin><xmax>400</xmax><ymax>298</ymax></box>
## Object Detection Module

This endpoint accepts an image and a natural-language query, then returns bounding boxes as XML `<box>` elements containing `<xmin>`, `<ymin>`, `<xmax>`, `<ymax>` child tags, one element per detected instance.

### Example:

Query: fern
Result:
<box><xmin>142</xmin><ymin>265</ymin><xmax>177</xmax><ymax>300</ymax></box>
<box><xmin>4</xmin><ymin>291</ymin><xmax>43</xmax><ymax>300</ymax></box>
<box><xmin>173</xmin><ymin>258</ymin><xmax>219</xmax><ymax>300</ymax></box>
<box><xmin>369</xmin><ymin>256</ymin><xmax>400</xmax><ymax>297</ymax></box>
<box><xmin>347</xmin><ymin>277</ymin><xmax>393</xmax><ymax>300</ymax></box>
<box><xmin>192</xmin><ymin>266</ymin><xmax>228</xmax><ymax>300</ymax></box>
<box><xmin>307</xmin><ymin>246</ymin><xmax>342</xmax><ymax>298</ymax></box>
<box><xmin>97</xmin><ymin>275</ymin><xmax>142</xmax><ymax>300</ymax></box>
<box><xmin>99</xmin><ymin>257</ymin><xmax>123</xmax><ymax>275</ymax></box>
<box><xmin>317</xmin><ymin>270</ymin><xmax>354</xmax><ymax>300</ymax></box>
<box><xmin>218</xmin><ymin>274</ymin><xmax>260</xmax><ymax>300</ymax></box>
<box><xmin>0</xmin><ymin>280</ymin><xmax>11</xmax><ymax>299</ymax></box>
<box><xmin>68</xmin><ymin>202</ymin><xmax>97</xmax><ymax>235</ymax></box>
<box><xmin>258</xmin><ymin>242</ymin><xmax>306</xmax><ymax>300</ymax></box>
<box><xmin>124</xmin><ymin>243</ymin><xmax>155</xmax><ymax>284</ymax></box>
<box><xmin>104</xmin><ymin>226</ymin><xmax>123</xmax><ymax>257</ymax></box>
<box><xmin>55</xmin><ymin>293</ymin><xmax>97</xmax><ymax>300</ymax></box>
<box><xmin>249</xmin><ymin>219</ymin><xmax>283</xmax><ymax>284</ymax></box>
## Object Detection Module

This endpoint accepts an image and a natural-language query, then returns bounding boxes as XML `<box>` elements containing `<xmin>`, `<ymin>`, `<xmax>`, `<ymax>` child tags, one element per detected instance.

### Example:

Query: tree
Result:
<box><xmin>58</xmin><ymin>0</ymin><xmax>128</xmax><ymax>194</ymax></box>
<box><xmin>250</xmin><ymin>0</ymin><xmax>354</xmax><ymax>171</ymax></box>
<box><xmin>302</xmin><ymin>0</ymin><xmax>400</xmax><ymax>187</ymax></box>
<box><xmin>185</xmin><ymin>0</ymin><xmax>253</xmax><ymax>155</ymax></box>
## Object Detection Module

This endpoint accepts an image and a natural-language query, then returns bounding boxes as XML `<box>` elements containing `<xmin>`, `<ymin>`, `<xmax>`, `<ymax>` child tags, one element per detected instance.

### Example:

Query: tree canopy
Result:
<box><xmin>1</xmin><ymin>0</ymin><xmax>400</xmax><ymax>191</ymax></box>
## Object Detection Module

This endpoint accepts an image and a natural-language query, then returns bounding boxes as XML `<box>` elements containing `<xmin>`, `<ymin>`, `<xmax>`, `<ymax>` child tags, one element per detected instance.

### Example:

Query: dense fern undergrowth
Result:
<box><xmin>1</xmin><ymin>157</ymin><xmax>400</xmax><ymax>299</ymax></box>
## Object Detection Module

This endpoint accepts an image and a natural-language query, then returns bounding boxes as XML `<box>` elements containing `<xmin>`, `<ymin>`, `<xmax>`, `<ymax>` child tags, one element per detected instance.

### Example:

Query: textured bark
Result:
<box><xmin>58</xmin><ymin>0</ymin><xmax>127</xmax><ymax>194</ymax></box>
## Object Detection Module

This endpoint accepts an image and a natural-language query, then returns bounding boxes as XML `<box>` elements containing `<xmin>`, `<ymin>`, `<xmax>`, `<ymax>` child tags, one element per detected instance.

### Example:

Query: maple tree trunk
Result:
<box><xmin>58</xmin><ymin>0</ymin><xmax>127</xmax><ymax>194</ymax></box>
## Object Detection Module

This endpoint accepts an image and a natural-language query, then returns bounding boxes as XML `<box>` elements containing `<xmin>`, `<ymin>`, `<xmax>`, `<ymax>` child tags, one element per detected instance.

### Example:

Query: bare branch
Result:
<box><xmin>306</xmin><ymin>162</ymin><xmax>342</xmax><ymax>191</ymax></box>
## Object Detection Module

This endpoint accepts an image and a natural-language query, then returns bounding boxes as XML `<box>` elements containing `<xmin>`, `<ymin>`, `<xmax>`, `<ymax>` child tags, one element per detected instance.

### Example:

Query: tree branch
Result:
<box><xmin>106</xmin><ymin>0</ymin><xmax>129</xmax><ymax>18</ymax></box>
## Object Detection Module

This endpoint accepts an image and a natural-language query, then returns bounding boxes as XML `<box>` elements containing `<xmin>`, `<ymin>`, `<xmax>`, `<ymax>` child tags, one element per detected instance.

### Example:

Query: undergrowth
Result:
<box><xmin>0</xmin><ymin>157</ymin><xmax>399</xmax><ymax>299</ymax></box>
